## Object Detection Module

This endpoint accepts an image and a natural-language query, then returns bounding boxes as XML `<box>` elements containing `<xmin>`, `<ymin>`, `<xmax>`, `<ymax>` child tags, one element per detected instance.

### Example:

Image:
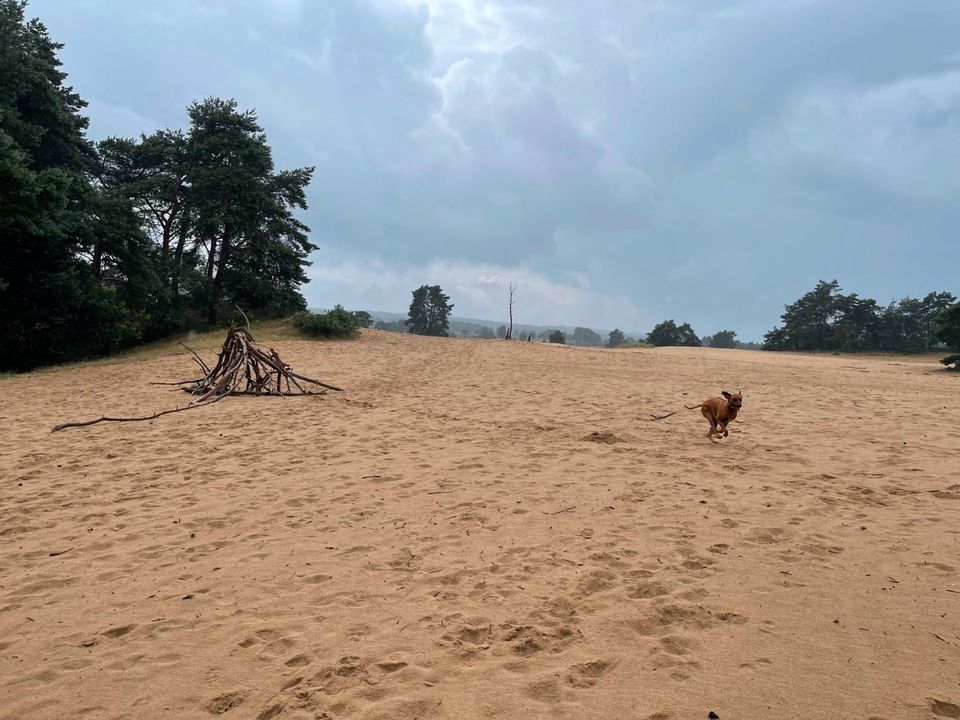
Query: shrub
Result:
<box><xmin>292</xmin><ymin>305</ymin><xmax>362</xmax><ymax>339</ymax></box>
<box><xmin>942</xmin><ymin>354</ymin><xmax>959</xmax><ymax>371</ymax></box>
<box><xmin>548</xmin><ymin>330</ymin><xmax>566</xmax><ymax>344</ymax></box>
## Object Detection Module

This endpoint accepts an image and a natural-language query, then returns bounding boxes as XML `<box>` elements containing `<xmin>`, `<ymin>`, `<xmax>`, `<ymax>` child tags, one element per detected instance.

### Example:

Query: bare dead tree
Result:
<box><xmin>506</xmin><ymin>282</ymin><xmax>516</xmax><ymax>340</ymax></box>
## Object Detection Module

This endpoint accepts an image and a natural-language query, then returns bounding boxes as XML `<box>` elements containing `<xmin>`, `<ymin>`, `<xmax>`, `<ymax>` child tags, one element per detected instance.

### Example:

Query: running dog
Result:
<box><xmin>686</xmin><ymin>391</ymin><xmax>742</xmax><ymax>441</ymax></box>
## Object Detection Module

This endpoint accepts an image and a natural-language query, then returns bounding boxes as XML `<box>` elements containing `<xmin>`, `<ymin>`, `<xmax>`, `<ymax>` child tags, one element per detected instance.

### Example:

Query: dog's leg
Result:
<box><xmin>706</xmin><ymin>420</ymin><xmax>719</xmax><ymax>441</ymax></box>
<box><xmin>720</xmin><ymin>423</ymin><xmax>729</xmax><ymax>438</ymax></box>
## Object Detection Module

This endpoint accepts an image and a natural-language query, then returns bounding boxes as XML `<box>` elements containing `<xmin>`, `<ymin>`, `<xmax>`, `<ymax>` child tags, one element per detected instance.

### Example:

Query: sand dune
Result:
<box><xmin>1</xmin><ymin>330</ymin><xmax>958</xmax><ymax>719</ymax></box>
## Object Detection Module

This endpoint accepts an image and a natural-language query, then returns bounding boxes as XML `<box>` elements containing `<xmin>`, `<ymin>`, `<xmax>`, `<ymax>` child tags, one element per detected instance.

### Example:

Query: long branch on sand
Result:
<box><xmin>52</xmin><ymin>326</ymin><xmax>343</xmax><ymax>432</ymax></box>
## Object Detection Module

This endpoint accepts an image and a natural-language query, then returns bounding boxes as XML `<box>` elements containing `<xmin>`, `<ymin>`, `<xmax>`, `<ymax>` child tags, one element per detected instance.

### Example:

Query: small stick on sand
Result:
<box><xmin>649</xmin><ymin>411</ymin><xmax>677</xmax><ymax>421</ymax></box>
<box><xmin>543</xmin><ymin>506</ymin><xmax>576</xmax><ymax>515</ymax></box>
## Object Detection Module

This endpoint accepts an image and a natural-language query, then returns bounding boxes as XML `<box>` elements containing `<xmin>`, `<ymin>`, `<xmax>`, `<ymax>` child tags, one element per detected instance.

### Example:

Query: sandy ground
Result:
<box><xmin>1</xmin><ymin>330</ymin><xmax>959</xmax><ymax>720</ymax></box>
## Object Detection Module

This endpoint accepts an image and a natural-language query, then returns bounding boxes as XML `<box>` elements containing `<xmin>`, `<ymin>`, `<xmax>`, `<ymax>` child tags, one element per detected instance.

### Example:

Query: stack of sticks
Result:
<box><xmin>52</xmin><ymin>325</ymin><xmax>342</xmax><ymax>432</ymax></box>
<box><xmin>177</xmin><ymin>326</ymin><xmax>341</xmax><ymax>401</ymax></box>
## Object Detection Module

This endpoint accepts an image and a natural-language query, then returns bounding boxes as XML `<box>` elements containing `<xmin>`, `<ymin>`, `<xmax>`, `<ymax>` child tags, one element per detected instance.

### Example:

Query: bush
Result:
<box><xmin>292</xmin><ymin>305</ymin><xmax>362</xmax><ymax>339</ymax></box>
<box><xmin>548</xmin><ymin>330</ymin><xmax>566</xmax><ymax>344</ymax></box>
<box><xmin>942</xmin><ymin>354</ymin><xmax>960</xmax><ymax>371</ymax></box>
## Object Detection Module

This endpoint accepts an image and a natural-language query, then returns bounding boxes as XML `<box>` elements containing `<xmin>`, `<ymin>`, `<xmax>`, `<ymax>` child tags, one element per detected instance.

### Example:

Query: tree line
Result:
<box><xmin>1</xmin><ymin>2</ymin><xmax>314</xmax><ymax>370</ymax></box>
<box><xmin>762</xmin><ymin>280</ymin><xmax>956</xmax><ymax>354</ymax></box>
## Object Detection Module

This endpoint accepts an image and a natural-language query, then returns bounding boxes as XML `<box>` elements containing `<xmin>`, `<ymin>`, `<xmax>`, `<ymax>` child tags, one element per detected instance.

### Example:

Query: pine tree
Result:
<box><xmin>405</xmin><ymin>285</ymin><xmax>454</xmax><ymax>336</ymax></box>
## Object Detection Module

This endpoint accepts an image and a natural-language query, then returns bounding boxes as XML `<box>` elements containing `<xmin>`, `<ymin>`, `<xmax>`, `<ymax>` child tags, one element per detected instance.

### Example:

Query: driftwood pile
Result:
<box><xmin>177</xmin><ymin>326</ymin><xmax>341</xmax><ymax>400</ymax></box>
<box><xmin>52</xmin><ymin>325</ymin><xmax>342</xmax><ymax>432</ymax></box>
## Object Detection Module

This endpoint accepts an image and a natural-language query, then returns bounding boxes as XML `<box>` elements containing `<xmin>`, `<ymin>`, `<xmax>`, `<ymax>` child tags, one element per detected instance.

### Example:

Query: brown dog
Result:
<box><xmin>686</xmin><ymin>391</ymin><xmax>742</xmax><ymax>441</ymax></box>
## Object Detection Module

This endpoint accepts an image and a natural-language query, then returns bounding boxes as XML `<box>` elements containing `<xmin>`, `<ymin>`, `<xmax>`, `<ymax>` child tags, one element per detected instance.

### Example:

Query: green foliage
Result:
<box><xmin>646</xmin><ymin>320</ymin><xmax>701</xmax><ymax>347</ymax></box>
<box><xmin>0</xmin><ymin>0</ymin><xmax>133</xmax><ymax>370</ymax></box>
<box><xmin>705</xmin><ymin>329</ymin><xmax>737</xmax><ymax>348</ymax></box>
<box><xmin>0</xmin><ymin>2</ymin><xmax>317</xmax><ymax>370</ymax></box>
<box><xmin>935</xmin><ymin>304</ymin><xmax>960</xmax><ymax>369</ymax></box>
<box><xmin>405</xmin><ymin>285</ymin><xmax>454</xmax><ymax>336</ymax></box>
<box><xmin>764</xmin><ymin>281</ymin><xmax>956</xmax><ymax>352</ymax></box>
<box><xmin>476</xmin><ymin>326</ymin><xmax>495</xmax><ymax>339</ymax></box>
<box><xmin>292</xmin><ymin>305</ymin><xmax>362</xmax><ymax>339</ymax></box>
<box><xmin>606</xmin><ymin>328</ymin><xmax>627</xmax><ymax>348</ymax></box>
<box><xmin>571</xmin><ymin>326</ymin><xmax>604</xmax><ymax>346</ymax></box>
<box><xmin>934</xmin><ymin>304</ymin><xmax>960</xmax><ymax>349</ymax></box>
<box><xmin>548</xmin><ymin>330</ymin><xmax>566</xmax><ymax>344</ymax></box>
<box><xmin>351</xmin><ymin>310</ymin><xmax>373</xmax><ymax>328</ymax></box>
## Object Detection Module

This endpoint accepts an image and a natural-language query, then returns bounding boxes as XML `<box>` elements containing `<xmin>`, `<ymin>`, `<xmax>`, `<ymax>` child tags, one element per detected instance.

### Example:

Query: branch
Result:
<box><xmin>180</xmin><ymin>342</ymin><xmax>210</xmax><ymax>374</ymax></box>
<box><xmin>649</xmin><ymin>411</ymin><xmax>677</xmax><ymax>421</ymax></box>
<box><xmin>52</xmin><ymin>398</ymin><xmax>221</xmax><ymax>433</ymax></box>
<box><xmin>235</xmin><ymin>304</ymin><xmax>252</xmax><ymax>332</ymax></box>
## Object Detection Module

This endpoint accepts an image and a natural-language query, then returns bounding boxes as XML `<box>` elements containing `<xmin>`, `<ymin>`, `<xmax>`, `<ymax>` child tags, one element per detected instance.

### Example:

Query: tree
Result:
<box><xmin>476</xmin><ymin>326</ymin><xmax>495</xmax><ymax>339</ymax></box>
<box><xmin>705</xmin><ymin>330</ymin><xmax>737</xmax><ymax>349</ymax></box>
<box><xmin>184</xmin><ymin>98</ymin><xmax>316</xmax><ymax>324</ymax></box>
<box><xmin>765</xmin><ymin>281</ymin><xmax>957</xmax><ymax>353</ymax></box>
<box><xmin>351</xmin><ymin>310</ymin><xmax>373</xmax><ymax>328</ymax></box>
<box><xmin>571</xmin><ymin>327</ymin><xmax>604</xmax><ymax>346</ymax></box>
<box><xmin>936</xmin><ymin>304</ymin><xmax>960</xmax><ymax>371</ymax></box>
<box><xmin>506</xmin><ymin>282</ymin><xmax>516</xmax><ymax>340</ymax></box>
<box><xmin>606</xmin><ymin>329</ymin><xmax>626</xmax><ymax>348</ymax></box>
<box><xmin>0</xmin><ymin>3</ymin><xmax>319</xmax><ymax>371</ymax></box>
<box><xmin>675</xmin><ymin>322</ymin><xmax>701</xmax><ymax>347</ymax></box>
<box><xmin>647</xmin><ymin>320</ymin><xmax>701</xmax><ymax>347</ymax></box>
<box><xmin>405</xmin><ymin>284</ymin><xmax>454</xmax><ymax>336</ymax></box>
<box><xmin>0</xmin><ymin>0</ymin><xmax>138</xmax><ymax>370</ymax></box>
<box><xmin>548</xmin><ymin>330</ymin><xmax>566</xmax><ymax>344</ymax></box>
<box><xmin>935</xmin><ymin>304</ymin><xmax>960</xmax><ymax>348</ymax></box>
<box><xmin>496</xmin><ymin>325</ymin><xmax>507</xmax><ymax>338</ymax></box>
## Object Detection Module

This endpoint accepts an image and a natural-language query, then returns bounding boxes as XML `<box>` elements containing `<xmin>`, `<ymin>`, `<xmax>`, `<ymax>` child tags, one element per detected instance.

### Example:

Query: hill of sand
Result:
<box><xmin>1</xmin><ymin>330</ymin><xmax>959</xmax><ymax>720</ymax></box>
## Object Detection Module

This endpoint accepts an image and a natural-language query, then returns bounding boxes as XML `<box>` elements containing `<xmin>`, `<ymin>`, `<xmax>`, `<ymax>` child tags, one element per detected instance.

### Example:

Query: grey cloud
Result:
<box><xmin>33</xmin><ymin>0</ymin><xmax>960</xmax><ymax>339</ymax></box>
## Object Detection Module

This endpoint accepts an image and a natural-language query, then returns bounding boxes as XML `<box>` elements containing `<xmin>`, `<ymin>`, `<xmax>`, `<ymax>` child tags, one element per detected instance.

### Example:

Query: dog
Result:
<box><xmin>686</xmin><ymin>391</ymin><xmax>742</xmax><ymax>441</ymax></box>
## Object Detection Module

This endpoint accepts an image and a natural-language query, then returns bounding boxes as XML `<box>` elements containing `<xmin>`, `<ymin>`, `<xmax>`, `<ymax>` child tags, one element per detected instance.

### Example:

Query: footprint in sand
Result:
<box><xmin>205</xmin><ymin>691</ymin><xmax>247</xmax><ymax>715</ymax></box>
<box><xmin>565</xmin><ymin>659</ymin><xmax>616</xmax><ymax>688</ymax></box>
<box><xmin>929</xmin><ymin>699</ymin><xmax>960</xmax><ymax>718</ymax></box>
<box><xmin>525</xmin><ymin>678</ymin><xmax>563</xmax><ymax>703</ymax></box>
<box><xmin>626</xmin><ymin>581</ymin><xmax>672</xmax><ymax>599</ymax></box>
<box><xmin>102</xmin><ymin>624</ymin><xmax>136</xmax><ymax>639</ymax></box>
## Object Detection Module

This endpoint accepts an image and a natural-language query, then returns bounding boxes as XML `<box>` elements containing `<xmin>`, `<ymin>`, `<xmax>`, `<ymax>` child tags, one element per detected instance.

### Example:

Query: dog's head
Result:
<box><xmin>721</xmin><ymin>390</ymin><xmax>742</xmax><ymax>411</ymax></box>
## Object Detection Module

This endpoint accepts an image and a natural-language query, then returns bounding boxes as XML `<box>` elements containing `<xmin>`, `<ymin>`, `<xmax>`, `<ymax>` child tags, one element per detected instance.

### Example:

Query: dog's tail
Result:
<box><xmin>684</xmin><ymin>403</ymin><xmax>702</xmax><ymax>410</ymax></box>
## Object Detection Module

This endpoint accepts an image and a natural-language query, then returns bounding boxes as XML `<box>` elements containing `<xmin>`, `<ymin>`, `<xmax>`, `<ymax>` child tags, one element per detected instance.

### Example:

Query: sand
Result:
<box><xmin>1</xmin><ymin>330</ymin><xmax>959</xmax><ymax>720</ymax></box>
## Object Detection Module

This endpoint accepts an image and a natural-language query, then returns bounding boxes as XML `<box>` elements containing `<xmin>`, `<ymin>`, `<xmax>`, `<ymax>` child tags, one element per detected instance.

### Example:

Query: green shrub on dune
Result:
<box><xmin>292</xmin><ymin>306</ymin><xmax>363</xmax><ymax>339</ymax></box>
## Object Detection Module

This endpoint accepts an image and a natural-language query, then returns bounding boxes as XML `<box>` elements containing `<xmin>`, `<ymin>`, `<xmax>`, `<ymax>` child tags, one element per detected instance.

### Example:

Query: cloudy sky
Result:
<box><xmin>33</xmin><ymin>0</ymin><xmax>960</xmax><ymax>338</ymax></box>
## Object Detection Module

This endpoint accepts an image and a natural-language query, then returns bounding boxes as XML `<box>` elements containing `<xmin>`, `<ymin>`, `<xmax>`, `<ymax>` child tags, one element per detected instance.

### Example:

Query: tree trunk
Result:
<box><xmin>159</xmin><ymin>210</ymin><xmax>176</xmax><ymax>263</ymax></box>
<box><xmin>205</xmin><ymin>236</ymin><xmax>218</xmax><ymax>324</ymax></box>
<box><xmin>207</xmin><ymin>233</ymin><xmax>232</xmax><ymax>326</ymax></box>
<box><xmin>170</xmin><ymin>219</ymin><xmax>188</xmax><ymax>294</ymax></box>
<box><xmin>92</xmin><ymin>242</ymin><xmax>103</xmax><ymax>281</ymax></box>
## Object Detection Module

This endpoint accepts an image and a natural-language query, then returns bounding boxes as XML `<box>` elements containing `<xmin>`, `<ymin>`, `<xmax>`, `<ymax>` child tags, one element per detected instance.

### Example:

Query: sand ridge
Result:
<box><xmin>1</xmin><ymin>330</ymin><xmax>959</xmax><ymax>719</ymax></box>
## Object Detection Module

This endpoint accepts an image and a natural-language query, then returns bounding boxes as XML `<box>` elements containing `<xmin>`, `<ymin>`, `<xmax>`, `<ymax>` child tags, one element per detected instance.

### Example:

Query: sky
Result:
<box><xmin>32</xmin><ymin>0</ymin><xmax>960</xmax><ymax>339</ymax></box>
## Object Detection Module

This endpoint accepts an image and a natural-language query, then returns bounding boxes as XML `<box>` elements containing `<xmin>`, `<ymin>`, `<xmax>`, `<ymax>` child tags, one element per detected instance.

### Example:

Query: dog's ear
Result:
<box><xmin>721</xmin><ymin>390</ymin><xmax>732</xmax><ymax>399</ymax></box>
